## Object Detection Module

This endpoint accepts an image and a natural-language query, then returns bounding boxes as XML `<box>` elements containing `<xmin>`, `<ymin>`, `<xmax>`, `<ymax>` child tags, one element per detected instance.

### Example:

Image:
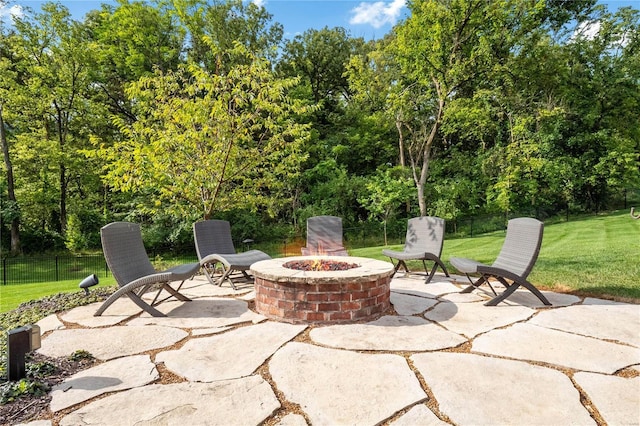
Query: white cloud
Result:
<box><xmin>252</xmin><ymin>0</ymin><xmax>266</xmax><ymax>8</ymax></box>
<box><xmin>0</xmin><ymin>4</ymin><xmax>23</xmax><ymax>22</ymax></box>
<box><xmin>349</xmin><ymin>0</ymin><xmax>406</xmax><ymax>29</ymax></box>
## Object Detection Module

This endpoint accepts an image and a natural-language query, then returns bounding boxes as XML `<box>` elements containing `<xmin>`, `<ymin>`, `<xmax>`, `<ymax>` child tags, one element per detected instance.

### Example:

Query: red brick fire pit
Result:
<box><xmin>250</xmin><ymin>256</ymin><xmax>394</xmax><ymax>324</ymax></box>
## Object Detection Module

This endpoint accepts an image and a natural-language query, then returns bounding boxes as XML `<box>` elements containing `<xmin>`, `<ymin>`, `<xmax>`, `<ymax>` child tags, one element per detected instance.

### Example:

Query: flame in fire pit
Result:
<box><xmin>283</xmin><ymin>259</ymin><xmax>359</xmax><ymax>271</ymax></box>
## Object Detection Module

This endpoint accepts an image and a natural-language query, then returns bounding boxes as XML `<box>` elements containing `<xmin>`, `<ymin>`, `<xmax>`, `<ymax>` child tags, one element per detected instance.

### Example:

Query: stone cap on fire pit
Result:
<box><xmin>250</xmin><ymin>256</ymin><xmax>394</xmax><ymax>285</ymax></box>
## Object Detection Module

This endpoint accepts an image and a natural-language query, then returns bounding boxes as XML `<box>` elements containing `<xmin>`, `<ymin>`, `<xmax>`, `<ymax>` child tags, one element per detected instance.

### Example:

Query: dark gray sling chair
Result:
<box><xmin>382</xmin><ymin>216</ymin><xmax>450</xmax><ymax>283</ymax></box>
<box><xmin>301</xmin><ymin>215</ymin><xmax>349</xmax><ymax>256</ymax></box>
<box><xmin>193</xmin><ymin>220</ymin><xmax>271</xmax><ymax>290</ymax></box>
<box><xmin>450</xmin><ymin>217</ymin><xmax>551</xmax><ymax>306</ymax></box>
<box><xmin>97</xmin><ymin>222</ymin><xmax>200</xmax><ymax>317</ymax></box>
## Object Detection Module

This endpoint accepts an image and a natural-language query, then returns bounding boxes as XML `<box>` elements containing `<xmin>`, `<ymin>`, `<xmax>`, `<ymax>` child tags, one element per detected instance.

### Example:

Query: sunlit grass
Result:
<box><xmin>353</xmin><ymin>210</ymin><xmax>640</xmax><ymax>302</ymax></box>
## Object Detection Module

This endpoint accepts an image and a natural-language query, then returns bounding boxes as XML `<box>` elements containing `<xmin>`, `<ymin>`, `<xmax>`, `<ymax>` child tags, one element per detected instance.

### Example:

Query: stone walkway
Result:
<box><xmin>18</xmin><ymin>273</ymin><xmax>640</xmax><ymax>426</ymax></box>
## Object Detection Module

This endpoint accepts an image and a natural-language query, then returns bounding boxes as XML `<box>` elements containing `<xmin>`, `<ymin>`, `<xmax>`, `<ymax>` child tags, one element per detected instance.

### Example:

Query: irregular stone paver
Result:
<box><xmin>501</xmin><ymin>289</ymin><xmax>581</xmax><ymax>307</ymax></box>
<box><xmin>310</xmin><ymin>315</ymin><xmax>466</xmax><ymax>351</ymax></box>
<box><xmin>391</xmin><ymin>277</ymin><xmax>460</xmax><ymax>298</ymax></box>
<box><xmin>391</xmin><ymin>292</ymin><xmax>438</xmax><ymax>315</ymax></box>
<box><xmin>50</xmin><ymin>355</ymin><xmax>158</xmax><ymax>412</ymax></box>
<box><xmin>473</xmin><ymin>322</ymin><xmax>640</xmax><ymax>374</ymax></box>
<box><xmin>275</xmin><ymin>413</ymin><xmax>308</xmax><ymax>426</ymax></box>
<box><xmin>60</xmin><ymin>375</ymin><xmax>279</xmax><ymax>426</ymax></box>
<box><xmin>38</xmin><ymin>326</ymin><xmax>187</xmax><ymax>361</ymax></box>
<box><xmin>390</xmin><ymin>404</ymin><xmax>448</xmax><ymax>426</ymax></box>
<box><xmin>574</xmin><ymin>372</ymin><xmax>640</xmax><ymax>426</ymax></box>
<box><xmin>438</xmin><ymin>292</ymin><xmax>485</xmax><ymax>303</ymax></box>
<box><xmin>411</xmin><ymin>352</ymin><xmax>595</xmax><ymax>425</ymax></box>
<box><xmin>424</xmin><ymin>301</ymin><xmax>534</xmax><ymax>338</ymax></box>
<box><xmin>36</xmin><ymin>314</ymin><xmax>65</xmax><ymax>333</ymax></box>
<box><xmin>156</xmin><ymin>321</ymin><xmax>306</xmax><ymax>382</ymax></box>
<box><xmin>60</xmin><ymin>299</ymin><xmax>141</xmax><ymax>327</ymax></box>
<box><xmin>127</xmin><ymin>298</ymin><xmax>265</xmax><ymax>328</ymax></box>
<box><xmin>179</xmin><ymin>281</ymin><xmax>253</xmax><ymax>298</ymax></box>
<box><xmin>530</xmin><ymin>300</ymin><xmax>640</xmax><ymax>347</ymax></box>
<box><xmin>16</xmin><ymin>421</ymin><xmax>51</xmax><ymax>426</ymax></box>
<box><xmin>270</xmin><ymin>342</ymin><xmax>426</xmax><ymax>426</ymax></box>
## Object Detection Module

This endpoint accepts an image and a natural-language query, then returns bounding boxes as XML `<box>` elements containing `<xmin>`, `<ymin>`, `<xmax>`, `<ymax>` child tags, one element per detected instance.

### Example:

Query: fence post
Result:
<box><xmin>2</xmin><ymin>257</ymin><xmax>6</xmax><ymax>285</ymax></box>
<box><xmin>55</xmin><ymin>255</ymin><xmax>59</xmax><ymax>281</ymax></box>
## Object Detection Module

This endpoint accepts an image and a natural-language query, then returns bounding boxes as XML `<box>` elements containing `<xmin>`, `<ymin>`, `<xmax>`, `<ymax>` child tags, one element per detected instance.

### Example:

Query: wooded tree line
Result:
<box><xmin>0</xmin><ymin>0</ymin><xmax>638</xmax><ymax>254</ymax></box>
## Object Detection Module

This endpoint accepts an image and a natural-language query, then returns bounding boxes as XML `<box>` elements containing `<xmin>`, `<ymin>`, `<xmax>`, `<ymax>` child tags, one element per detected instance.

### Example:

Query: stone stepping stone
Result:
<box><xmin>424</xmin><ymin>301</ymin><xmax>535</xmax><ymax>338</ymax></box>
<box><xmin>50</xmin><ymin>355</ymin><xmax>158</xmax><ymax>412</ymax></box>
<box><xmin>389</xmin><ymin>404</ymin><xmax>448</xmax><ymax>425</ymax></box>
<box><xmin>36</xmin><ymin>314</ymin><xmax>65</xmax><ymax>333</ymax></box>
<box><xmin>391</xmin><ymin>292</ymin><xmax>438</xmax><ymax>315</ymax></box>
<box><xmin>391</xmin><ymin>277</ymin><xmax>461</xmax><ymax>298</ymax></box>
<box><xmin>573</xmin><ymin>372</ymin><xmax>640</xmax><ymax>426</ymax></box>
<box><xmin>59</xmin><ymin>375</ymin><xmax>279</xmax><ymax>426</ymax></box>
<box><xmin>61</xmin><ymin>298</ymin><xmax>142</xmax><ymax>327</ymax></box>
<box><xmin>38</xmin><ymin>326</ymin><xmax>187</xmax><ymax>361</ymax></box>
<box><xmin>275</xmin><ymin>413</ymin><xmax>308</xmax><ymax>426</ymax></box>
<box><xmin>128</xmin><ymin>297</ymin><xmax>265</xmax><ymax>328</ymax></box>
<box><xmin>269</xmin><ymin>342</ymin><xmax>426</xmax><ymax>425</ymax></box>
<box><xmin>156</xmin><ymin>321</ymin><xmax>306</xmax><ymax>382</ymax></box>
<box><xmin>473</xmin><ymin>323</ymin><xmax>640</xmax><ymax>374</ymax></box>
<box><xmin>530</xmin><ymin>299</ymin><xmax>640</xmax><ymax>347</ymax></box>
<box><xmin>411</xmin><ymin>352</ymin><xmax>595</xmax><ymax>425</ymax></box>
<box><xmin>310</xmin><ymin>315</ymin><xmax>466</xmax><ymax>351</ymax></box>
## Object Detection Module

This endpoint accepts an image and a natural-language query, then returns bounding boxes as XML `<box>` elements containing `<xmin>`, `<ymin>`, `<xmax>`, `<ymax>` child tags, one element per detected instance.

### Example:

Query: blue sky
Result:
<box><xmin>2</xmin><ymin>0</ymin><xmax>639</xmax><ymax>41</ymax></box>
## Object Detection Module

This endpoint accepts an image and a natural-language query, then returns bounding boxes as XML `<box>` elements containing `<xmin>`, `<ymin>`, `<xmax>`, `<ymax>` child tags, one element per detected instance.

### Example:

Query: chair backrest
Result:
<box><xmin>193</xmin><ymin>220</ymin><xmax>237</xmax><ymax>260</ymax></box>
<box><xmin>404</xmin><ymin>216</ymin><xmax>445</xmax><ymax>256</ymax></box>
<box><xmin>101</xmin><ymin>222</ymin><xmax>157</xmax><ymax>287</ymax></box>
<box><xmin>305</xmin><ymin>215</ymin><xmax>345</xmax><ymax>253</ymax></box>
<box><xmin>492</xmin><ymin>217</ymin><xmax>544</xmax><ymax>279</ymax></box>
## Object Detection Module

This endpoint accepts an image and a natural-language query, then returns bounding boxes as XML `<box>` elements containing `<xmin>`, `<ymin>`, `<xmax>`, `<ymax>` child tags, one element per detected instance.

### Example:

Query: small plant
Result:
<box><xmin>26</xmin><ymin>360</ymin><xmax>57</xmax><ymax>379</ymax></box>
<box><xmin>0</xmin><ymin>379</ymin><xmax>49</xmax><ymax>404</ymax></box>
<box><xmin>69</xmin><ymin>350</ymin><xmax>93</xmax><ymax>362</ymax></box>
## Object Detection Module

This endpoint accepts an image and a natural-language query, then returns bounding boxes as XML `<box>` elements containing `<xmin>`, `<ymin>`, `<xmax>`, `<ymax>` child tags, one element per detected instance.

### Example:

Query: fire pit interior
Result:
<box><xmin>283</xmin><ymin>259</ymin><xmax>359</xmax><ymax>271</ymax></box>
<box><xmin>251</xmin><ymin>256</ymin><xmax>394</xmax><ymax>324</ymax></box>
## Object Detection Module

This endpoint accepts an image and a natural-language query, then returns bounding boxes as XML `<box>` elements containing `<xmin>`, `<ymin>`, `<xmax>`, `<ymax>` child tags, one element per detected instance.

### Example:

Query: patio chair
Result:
<box><xmin>382</xmin><ymin>216</ymin><xmax>450</xmax><ymax>283</ymax></box>
<box><xmin>449</xmin><ymin>217</ymin><xmax>551</xmax><ymax>306</ymax></box>
<box><xmin>193</xmin><ymin>220</ymin><xmax>271</xmax><ymax>290</ymax></box>
<box><xmin>301</xmin><ymin>215</ymin><xmax>349</xmax><ymax>256</ymax></box>
<box><xmin>96</xmin><ymin>222</ymin><xmax>200</xmax><ymax>317</ymax></box>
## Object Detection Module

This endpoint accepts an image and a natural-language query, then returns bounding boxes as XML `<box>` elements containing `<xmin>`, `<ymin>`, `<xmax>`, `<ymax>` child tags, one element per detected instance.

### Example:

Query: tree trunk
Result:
<box><xmin>0</xmin><ymin>104</ymin><xmax>22</xmax><ymax>254</ymax></box>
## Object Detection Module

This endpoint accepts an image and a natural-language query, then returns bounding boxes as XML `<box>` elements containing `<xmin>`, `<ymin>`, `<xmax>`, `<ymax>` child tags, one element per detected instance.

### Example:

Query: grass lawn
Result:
<box><xmin>352</xmin><ymin>209</ymin><xmax>640</xmax><ymax>302</ymax></box>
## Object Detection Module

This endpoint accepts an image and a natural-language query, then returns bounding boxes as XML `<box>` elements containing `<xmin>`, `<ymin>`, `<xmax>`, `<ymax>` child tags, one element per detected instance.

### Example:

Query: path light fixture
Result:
<box><xmin>7</xmin><ymin>324</ymin><xmax>41</xmax><ymax>381</ymax></box>
<box><xmin>79</xmin><ymin>274</ymin><xmax>99</xmax><ymax>295</ymax></box>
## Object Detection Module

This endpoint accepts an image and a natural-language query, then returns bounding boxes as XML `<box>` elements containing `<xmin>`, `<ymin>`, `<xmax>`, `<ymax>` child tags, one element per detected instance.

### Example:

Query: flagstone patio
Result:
<box><xmin>16</xmin><ymin>273</ymin><xmax>640</xmax><ymax>425</ymax></box>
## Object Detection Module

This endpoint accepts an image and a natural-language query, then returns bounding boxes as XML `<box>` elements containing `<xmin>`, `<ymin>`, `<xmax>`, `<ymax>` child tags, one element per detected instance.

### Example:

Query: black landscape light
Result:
<box><xmin>7</xmin><ymin>324</ymin><xmax>41</xmax><ymax>381</ymax></box>
<box><xmin>79</xmin><ymin>274</ymin><xmax>99</xmax><ymax>295</ymax></box>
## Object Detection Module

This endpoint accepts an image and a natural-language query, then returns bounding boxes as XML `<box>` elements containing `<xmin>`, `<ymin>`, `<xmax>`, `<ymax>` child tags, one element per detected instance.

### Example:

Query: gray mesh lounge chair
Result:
<box><xmin>97</xmin><ymin>222</ymin><xmax>200</xmax><ymax>317</ymax></box>
<box><xmin>193</xmin><ymin>220</ymin><xmax>271</xmax><ymax>290</ymax></box>
<box><xmin>382</xmin><ymin>216</ymin><xmax>450</xmax><ymax>283</ymax></box>
<box><xmin>301</xmin><ymin>215</ymin><xmax>349</xmax><ymax>256</ymax></box>
<box><xmin>449</xmin><ymin>217</ymin><xmax>551</xmax><ymax>306</ymax></box>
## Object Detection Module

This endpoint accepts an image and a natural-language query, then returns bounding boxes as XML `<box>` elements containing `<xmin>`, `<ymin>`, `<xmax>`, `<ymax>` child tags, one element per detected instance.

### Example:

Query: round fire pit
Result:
<box><xmin>250</xmin><ymin>256</ymin><xmax>394</xmax><ymax>324</ymax></box>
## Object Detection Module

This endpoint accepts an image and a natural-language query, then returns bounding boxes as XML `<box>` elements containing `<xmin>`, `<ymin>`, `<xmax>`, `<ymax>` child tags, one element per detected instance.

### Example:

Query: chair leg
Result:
<box><xmin>218</xmin><ymin>267</ymin><xmax>238</xmax><ymax>290</ymax></box>
<box><xmin>485</xmin><ymin>277</ymin><xmax>551</xmax><ymax>306</ymax></box>
<box><xmin>461</xmin><ymin>275</ymin><xmax>486</xmax><ymax>293</ymax></box>
<box><xmin>424</xmin><ymin>259</ymin><xmax>450</xmax><ymax>283</ymax></box>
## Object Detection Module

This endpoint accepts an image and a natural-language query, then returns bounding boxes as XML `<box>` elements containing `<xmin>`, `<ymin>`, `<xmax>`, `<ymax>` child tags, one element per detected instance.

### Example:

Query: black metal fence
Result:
<box><xmin>0</xmin><ymin>255</ymin><xmax>109</xmax><ymax>285</ymax></box>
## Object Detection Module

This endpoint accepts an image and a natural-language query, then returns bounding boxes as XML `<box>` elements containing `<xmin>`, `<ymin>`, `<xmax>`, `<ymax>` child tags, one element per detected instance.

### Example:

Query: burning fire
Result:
<box><xmin>283</xmin><ymin>259</ymin><xmax>359</xmax><ymax>271</ymax></box>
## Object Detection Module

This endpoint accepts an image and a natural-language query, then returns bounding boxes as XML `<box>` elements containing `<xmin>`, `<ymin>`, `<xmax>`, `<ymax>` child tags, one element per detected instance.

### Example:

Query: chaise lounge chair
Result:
<box><xmin>97</xmin><ymin>222</ymin><xmax>200</xmax><ymax>317</ymax></box>
<box><xmin>449</xmin><ymin>217</ymin><xmax>551</xmax><ymax>306</ymax></box>
<box><xmin>382</xmin><ymin>216</ymin><xmax>450</xmax><ymax>283</ymax></box>
<box><xmin>193</xmin><ymin>220</ymin><xmax>271</xmax><ymax>290</ymax></box>
<box><xmin>301</xmin><ymin>215</ymin><xmax>349</xmax><ymax>256</ymax></box>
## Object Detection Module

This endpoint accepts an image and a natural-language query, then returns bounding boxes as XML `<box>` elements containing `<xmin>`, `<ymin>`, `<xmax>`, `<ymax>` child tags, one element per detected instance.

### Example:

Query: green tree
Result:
<box><xmin>93</xmin><ymin>43</ymin><xmax>312</xmax><ymax>221</ymax></box>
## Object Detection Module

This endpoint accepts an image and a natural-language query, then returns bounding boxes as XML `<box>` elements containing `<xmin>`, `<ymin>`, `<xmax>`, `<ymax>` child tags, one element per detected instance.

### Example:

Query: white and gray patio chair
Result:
<box><xmin>301</xmin><ymin>215</ymin><xmax>349</xmax><ymax>256</ymax></box>
<box><xmin>449</xmin><ymin>217</ymin><xmax>551</xmax><ymax>306</ymax></box>
<box><xmin>193</xmin><ymin>220</ymin><xmax>271</xmax><ymax>290</ymax></box>
<box><xmin>97</xmin><ymin>222</ymin><xmax>200</xmax><ymax>317</ymax></box>
<box><xmin>382</xmin><ymin>216</ymin><xmax>450</xmax><ymax>283</ymax></box>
